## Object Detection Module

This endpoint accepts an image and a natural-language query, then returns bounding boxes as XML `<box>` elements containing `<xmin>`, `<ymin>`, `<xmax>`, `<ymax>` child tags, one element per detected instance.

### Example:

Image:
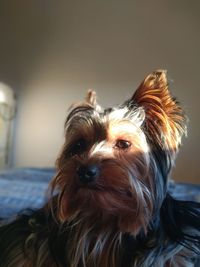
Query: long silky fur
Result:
<box><xmin>0</xmin><ymin>70</ymin><xmax>200</xmax><ymax>267</ymax></box>
<box><xmin>1</xmin><ymin>195</ymin><xmax>199</xmax><ymax>267</ymax></box>
<box><xmin>161</xmin><ymin>194</ymin><xmax>200</xmax><ymax>255</ymax></box>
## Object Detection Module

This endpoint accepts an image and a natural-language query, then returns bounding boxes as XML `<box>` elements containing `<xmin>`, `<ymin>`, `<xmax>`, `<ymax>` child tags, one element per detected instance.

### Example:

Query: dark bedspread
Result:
<box><xmin>0</xmin><ymin>168</ymin><xmax>200</xmax><ymax>218</ymax></box>
<box><xmin>0</xmin><ymin>168</ymin><xmax>55</xmax><ymax>218</ymax></box>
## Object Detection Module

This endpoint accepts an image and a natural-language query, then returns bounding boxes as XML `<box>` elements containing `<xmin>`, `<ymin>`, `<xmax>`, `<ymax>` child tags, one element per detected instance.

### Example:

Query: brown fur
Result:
<box><xmin>0</xmin><ymin>70</ymin><xmax>198</xmax><ymax>267</ymax></box>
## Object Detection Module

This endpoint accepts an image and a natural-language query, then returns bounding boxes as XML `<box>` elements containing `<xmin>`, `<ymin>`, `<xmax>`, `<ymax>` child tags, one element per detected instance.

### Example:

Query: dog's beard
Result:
<box><xmin>50</xmin><ymin>149</ymin><xmax>157</xmax><ymax>231</ymax></box>
<box><xmin>49</xmin><ymin>149</ymin><xmax>166</xmax><ymax>267</ymax></box>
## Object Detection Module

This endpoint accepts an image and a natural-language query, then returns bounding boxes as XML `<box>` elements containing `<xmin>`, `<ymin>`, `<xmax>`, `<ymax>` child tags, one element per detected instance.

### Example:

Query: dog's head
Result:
<box><xmin>50</xmin><ymin>70</ymin><xmax>186</xmax><ymax>235</ymax></box>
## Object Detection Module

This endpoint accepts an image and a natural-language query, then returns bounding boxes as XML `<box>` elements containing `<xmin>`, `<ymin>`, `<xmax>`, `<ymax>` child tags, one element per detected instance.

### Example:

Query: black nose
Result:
<box><xmin>77</xmin><ymin>165</ymin><xmax>99</xmax><ymax>183</ymax></box>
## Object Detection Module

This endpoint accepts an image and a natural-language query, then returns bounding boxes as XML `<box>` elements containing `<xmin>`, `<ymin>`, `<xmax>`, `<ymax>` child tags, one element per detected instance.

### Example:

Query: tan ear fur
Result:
<box><xmin>85</xmin><ymin>89</ymin><xmax>97</xmax><ymax>106</ymax></box>
<box><xmin>85</xmin><ymin>89</ymin><xmax>102</xmax><ymax>112</ymax></box>
<box><xmin>132</xmin><ymin>70</ymin><xmax>187</xmax><ymax>152</ymax></box>
<box><xmin>68</xmin><ymin>89</ymin><xmax>102</xmax><ymax>113</ymax></box>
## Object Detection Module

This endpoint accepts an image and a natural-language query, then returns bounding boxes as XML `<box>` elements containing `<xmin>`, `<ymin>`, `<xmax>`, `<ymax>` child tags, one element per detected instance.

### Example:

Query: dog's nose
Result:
<box><xmin>77</xmin><ymin>165</ymin><xmax>99</xmax><ymax>183</ymax></box>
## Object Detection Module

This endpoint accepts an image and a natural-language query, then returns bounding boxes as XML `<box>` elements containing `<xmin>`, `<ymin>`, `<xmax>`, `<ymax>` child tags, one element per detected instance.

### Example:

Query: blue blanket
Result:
<box><xmin>0</xmin><ymin>168</ymin><xmax>55</xmax><ymax>218</ymax></box>
<box><xmin>0</xmin><ymin>168</ymin><xmax>199</xmax><ymax>218</ymax></box>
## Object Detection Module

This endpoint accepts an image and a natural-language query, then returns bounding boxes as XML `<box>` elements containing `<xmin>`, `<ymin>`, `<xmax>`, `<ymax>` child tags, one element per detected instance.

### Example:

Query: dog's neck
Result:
<box><xmin>63</xmin><ymin>211</ymin><xmax>165</xmax><ymax>267</ymax></box>
<box><xmin>65</xmin><ymin>213</ymin><xmax>123</xmax><ymax>267</ymax></box>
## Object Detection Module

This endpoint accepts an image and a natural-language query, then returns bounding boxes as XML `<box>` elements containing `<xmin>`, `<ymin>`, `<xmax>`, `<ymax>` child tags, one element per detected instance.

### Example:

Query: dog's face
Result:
<box><xmin>51</xmin><ymin>70</ymin><xmax>186</xmax><ymax>236</ymax></box>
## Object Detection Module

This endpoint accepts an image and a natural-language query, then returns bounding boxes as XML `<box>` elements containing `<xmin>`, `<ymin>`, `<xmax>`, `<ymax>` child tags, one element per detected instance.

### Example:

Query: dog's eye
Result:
<box><xmin>70</xmin><ymin>138</ymin><xmax>87</xmax><ymax>156</ymax></box>
<box><xmin>115</xmin><ymin>140</ymin><xmax>131</xmax><ymax>150</ymax></box>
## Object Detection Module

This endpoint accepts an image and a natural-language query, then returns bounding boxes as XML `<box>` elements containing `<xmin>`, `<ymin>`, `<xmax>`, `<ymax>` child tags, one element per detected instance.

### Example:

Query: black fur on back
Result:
<box><xmin>0</xmin><ymin>194</ymin><xmax>199</xmax><ymax>267</ymax></box>
<box><xmin>161</xmin><ymin>193</ymin><xmax>200</xmax><ymax>254</ymax></box>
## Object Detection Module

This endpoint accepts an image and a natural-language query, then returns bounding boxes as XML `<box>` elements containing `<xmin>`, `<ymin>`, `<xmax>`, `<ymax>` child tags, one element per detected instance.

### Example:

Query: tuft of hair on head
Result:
<box><xmin>128</xmin><ymin>70</ymin><xmax>187</xmax><ymax>155</ymax></box>
<box><xmin>63</xmin><ymin>89</ymin><xmax>102</xmax><ymax>130</ymax></box>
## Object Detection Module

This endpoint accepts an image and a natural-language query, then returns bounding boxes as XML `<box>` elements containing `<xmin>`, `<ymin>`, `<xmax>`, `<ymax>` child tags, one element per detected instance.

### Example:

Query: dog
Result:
<box><xmin>0</xmin><ymin>70</ymin><xmax>199</xmax><ymax>267</ymax></box>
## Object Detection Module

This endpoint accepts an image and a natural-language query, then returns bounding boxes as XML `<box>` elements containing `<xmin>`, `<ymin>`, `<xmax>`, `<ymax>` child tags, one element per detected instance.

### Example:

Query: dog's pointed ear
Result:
<box><xmin>85</xmin><ymin>89</ymin><xmax>102</xmax><ymax>112</ymax></box>
<box><xmin>86</xmin><ymin>89</ymin><xmax>97</xmax><ymax>106</ymax></box>
<box><xmin>130</xmin><ymin>70</ymin><xmax>187</xmax><ymax>151</ymax></box>
<box><xmin>68</xmin><ymin>89</ymin><xmax>102</xmax><ymax>112</ymax></box>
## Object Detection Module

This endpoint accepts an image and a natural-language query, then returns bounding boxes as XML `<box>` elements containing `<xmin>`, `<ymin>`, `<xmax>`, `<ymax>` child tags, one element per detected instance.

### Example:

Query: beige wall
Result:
<box><xmin>0</xmin><ymin>1</ymin><xmax>199</xmax><ymax>183</ymax></box>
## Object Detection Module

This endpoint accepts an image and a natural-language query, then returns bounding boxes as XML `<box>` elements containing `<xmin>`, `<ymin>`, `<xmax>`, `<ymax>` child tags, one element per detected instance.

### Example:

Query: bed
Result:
<box><xmin>0</xmin><ymin>168</ymin><xmax>55</xmax><ymax>218</ymax></box>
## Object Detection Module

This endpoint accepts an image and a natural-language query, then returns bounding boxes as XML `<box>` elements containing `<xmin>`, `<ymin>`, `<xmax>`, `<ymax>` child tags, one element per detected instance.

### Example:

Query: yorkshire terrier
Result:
<box><xmin>0</xmin><ymin>70</ymin><xmax>200</xmax><ymax>267</ymax></box>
